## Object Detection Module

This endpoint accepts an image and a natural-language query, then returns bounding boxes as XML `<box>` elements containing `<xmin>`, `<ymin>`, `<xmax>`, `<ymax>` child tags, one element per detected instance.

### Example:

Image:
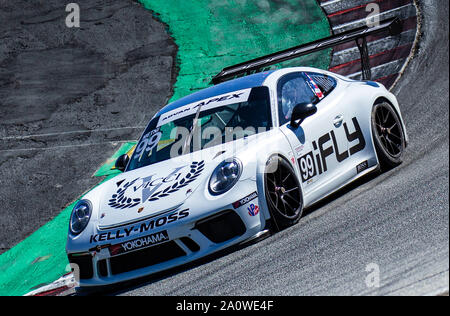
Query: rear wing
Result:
<box><xmin>211</xmin><ymin>17</ymin><xmax>402</xmax><ymax>85</ymax></box>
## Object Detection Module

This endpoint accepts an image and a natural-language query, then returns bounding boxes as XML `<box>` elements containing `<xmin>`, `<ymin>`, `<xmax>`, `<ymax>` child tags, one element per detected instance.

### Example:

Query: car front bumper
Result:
<box><xmin>66</xmin><ymin>180</ymin><xmax>267</xmax><ymax>287</ymax></box>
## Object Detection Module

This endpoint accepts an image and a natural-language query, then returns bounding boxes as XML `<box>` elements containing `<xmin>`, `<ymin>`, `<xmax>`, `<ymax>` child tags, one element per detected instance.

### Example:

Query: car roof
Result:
<box><xmin>156</xmin><ymin>70</ymin><xmax>275</xmax><ymax>117</ymax></box>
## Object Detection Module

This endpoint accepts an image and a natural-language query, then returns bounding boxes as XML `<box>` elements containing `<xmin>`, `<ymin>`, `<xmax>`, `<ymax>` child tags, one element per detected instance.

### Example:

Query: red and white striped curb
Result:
<box><xmin>25</xmin><ymin>272</ymin><xmax>76</xmax><ymax>296</ymax></box>
<box><xmin>318</xmin><ymin>0</ymin><xmax>419</xmax><ymax>89</ymax></box>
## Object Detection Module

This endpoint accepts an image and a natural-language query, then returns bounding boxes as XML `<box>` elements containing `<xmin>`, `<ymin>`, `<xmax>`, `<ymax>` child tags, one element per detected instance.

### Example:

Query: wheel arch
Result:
<box><xmin>256</xmin><ymin>152</ymin><xmax>305</xmax><ymax>231</ymax></box>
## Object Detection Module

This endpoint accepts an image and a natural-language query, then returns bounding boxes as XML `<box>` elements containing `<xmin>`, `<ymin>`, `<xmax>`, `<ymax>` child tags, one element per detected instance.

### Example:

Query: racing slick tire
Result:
<box><xmin>371</xmin><ymin>102</ymin><xmax>406</xmax><ymax>170</ymax></box>
<box><xmin>264</xmin><ymin>155</ymin><xmax>304</xmax><ymax>231</ymax></box>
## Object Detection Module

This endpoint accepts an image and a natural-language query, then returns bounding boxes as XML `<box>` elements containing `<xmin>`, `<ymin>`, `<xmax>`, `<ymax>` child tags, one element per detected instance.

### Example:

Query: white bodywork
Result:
<box><xmin>66</xmin><ymin>67</ymin><xmax>407</xmax><ymax>287</ymax></box>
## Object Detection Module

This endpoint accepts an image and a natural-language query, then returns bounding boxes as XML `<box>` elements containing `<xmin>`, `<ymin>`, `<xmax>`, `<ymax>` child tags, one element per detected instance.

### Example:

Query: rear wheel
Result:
<box><xmin>371</xmin><ymin>102</ymin><xmax>406</xmax><ymax>169</ymax></box>
<box><xmin>264</xmin><ymin>156</ymin><xmax>303</xmax><ymax>231</ymax></box>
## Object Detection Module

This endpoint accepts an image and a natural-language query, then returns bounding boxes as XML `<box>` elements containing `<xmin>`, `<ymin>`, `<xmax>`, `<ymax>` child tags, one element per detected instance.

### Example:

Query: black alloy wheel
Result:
<box><xmin>371</xmin><ymin>102</ymin><xmax>406</xmax><ymax>169</ymax></box>
<box><xmin>264</xmin><ymin>156</ymin><xmax>303</xmax><ymax>230</ymax></box>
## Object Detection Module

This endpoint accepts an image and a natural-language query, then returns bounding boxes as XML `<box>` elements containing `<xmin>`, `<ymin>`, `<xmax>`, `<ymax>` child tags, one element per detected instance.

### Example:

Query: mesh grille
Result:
<box><xmin>195</xmin><ymin>210</ymin><xmax>246</xmax><ymax>243</ymax></box>
<box><xmin>309</xmin><ymin>74</ymin><xmax>336</xmax><ymax>94</ymax></box>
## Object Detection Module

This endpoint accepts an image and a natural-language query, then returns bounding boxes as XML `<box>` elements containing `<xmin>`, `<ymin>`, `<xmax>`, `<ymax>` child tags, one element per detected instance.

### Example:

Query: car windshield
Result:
<box><xmin>127</xmin><ymin>86</ymin><xmax>272</xmax><ymax>171</ymax></box>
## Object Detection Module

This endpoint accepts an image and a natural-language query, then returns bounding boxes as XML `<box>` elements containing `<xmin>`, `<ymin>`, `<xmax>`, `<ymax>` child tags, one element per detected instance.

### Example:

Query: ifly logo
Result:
<box><xmin>247</xmin><ymin>204</ymin><xmax>259</xmax><ymax>217</ymax></box>
<box><xmin>298</xmin><ymin>117</ymin><xmax>366</xmax><ymax>183</ymax></box>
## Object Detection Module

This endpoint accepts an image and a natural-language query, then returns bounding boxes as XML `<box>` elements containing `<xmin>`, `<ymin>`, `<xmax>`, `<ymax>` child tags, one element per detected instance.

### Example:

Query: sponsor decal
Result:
<box><xmin>298</xmin><ymin>117</ymin><xmax>366</xmax><ymax>183</ymax></box>
<box><xmin>294</xmin><ymin>145</ymin><xmax>305</xmax><ymax>157</ymax></box>
<box><xmin>356</xmin><ymin>160</ymin><xmax>369</xmax><ymax>174</ymax></box>
<box><xmin>288</xmin><ymin>151</ymin><xmax>295</xmax><ymax>165</ymax></box>
<box><xmin>90</xmin><ymin>227</ymin><xmax>133</xmax><ymax>244</ymax></box>
<box><xmin>89</xmin><ymin>209</ymin><xmax>189</xmax><ymax>244</ymax></box>
<box><xmin>109</xmin><ymin>230</ymin><xmax>169</xmax><ymax>256</ymax></box>
<box><xmin>233</xmin><ymin>192</ymin><xmax>258</xmax><ymax>209</ymax></box>
<box><xmin>89</xmin><ymin>243</ymin><xmax>111</xmax><ymax>253</ymax></box>
<box><xmin>158</xmin><ymin>89</ymin><xmax>251</xmax><ymax>126</ymax></box>
<box><xmin>247</xmin><ymin>204</ymin><xmax>260</xmax><ymax>217</ymax></box>
<box><xmin>108</xmin><ymin>161</ymin><xmax>205</xmax><ymax>209</ymax></box>
<box><xmin>108</xmin><ymin>178</ymin><xmax>142</xmax><ymax>209</ymax></box>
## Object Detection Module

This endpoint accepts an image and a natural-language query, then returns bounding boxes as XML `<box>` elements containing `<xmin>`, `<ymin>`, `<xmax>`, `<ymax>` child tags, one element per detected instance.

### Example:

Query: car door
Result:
<box><xmin>303</xmin><ymin>72</ymin><xmax>370</xmax><ymax>196</ymax></box>
<box><xmin>277</xmin><ymin>71</ymin><xmax>350</xmax><ymax>206</ymax></box>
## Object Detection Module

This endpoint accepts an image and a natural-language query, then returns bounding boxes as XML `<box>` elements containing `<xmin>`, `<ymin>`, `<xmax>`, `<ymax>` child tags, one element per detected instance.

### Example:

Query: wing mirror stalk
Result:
<box><xmin>115</xmin><ymin>154</ymin><xmax>130</xmax><ymax>172</ymax></box>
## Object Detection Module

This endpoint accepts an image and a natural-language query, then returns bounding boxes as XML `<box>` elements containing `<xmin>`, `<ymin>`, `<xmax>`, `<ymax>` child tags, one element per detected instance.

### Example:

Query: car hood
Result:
<box><xmin>94</xmin><ymin>136</ymin><xmax>261</xmax><ymax>229</ymax></box>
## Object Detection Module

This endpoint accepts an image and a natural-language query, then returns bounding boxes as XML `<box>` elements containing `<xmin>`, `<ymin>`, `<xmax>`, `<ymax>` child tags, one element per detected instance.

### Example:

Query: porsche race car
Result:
<box><xmin>66</xmin><ymin>18</ymin><xmax>408</xmax><ymax>287</ymax></box>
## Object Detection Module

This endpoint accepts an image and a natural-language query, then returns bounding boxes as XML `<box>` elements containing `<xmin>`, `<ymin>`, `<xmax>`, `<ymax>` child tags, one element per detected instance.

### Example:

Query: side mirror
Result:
<box><xmin>115</xmin><ymin>154</ymin><xmax>130</xmax><ymax>172</ymax></box>
<box><xmin>290</xmin><ymin>103</ymin><xmax>317</xmax><ymax>128</ymax></box>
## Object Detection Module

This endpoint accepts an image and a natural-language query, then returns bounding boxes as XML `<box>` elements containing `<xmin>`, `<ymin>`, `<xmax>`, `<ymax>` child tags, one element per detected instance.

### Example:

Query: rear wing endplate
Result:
<box><xmin>211</xmin><ymin>17</ymin><xmax>402</xmax><ymax>84</ymax></box>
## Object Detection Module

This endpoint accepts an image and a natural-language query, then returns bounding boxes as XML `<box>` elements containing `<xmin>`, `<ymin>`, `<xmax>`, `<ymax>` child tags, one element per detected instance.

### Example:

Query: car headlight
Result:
<box><xmin>209</xmin><ymin>159</ymin><xmax>242</xmax><ymax>195</ymax></box>
<box><xmin>70</xmin><ymin>200</ymin><xmax>92</xmax><ymax>235</ymax></box>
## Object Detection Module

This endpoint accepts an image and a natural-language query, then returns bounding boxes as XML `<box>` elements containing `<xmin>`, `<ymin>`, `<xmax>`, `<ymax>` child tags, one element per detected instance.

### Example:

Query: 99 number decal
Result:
<box><xmin>298</xmin><ymin>152</ymin><xmax>316</xmax><ymax>182</ymax></box>
<box><xmin>134</xmin><ymin>128</ymin><xmax>162</xmax><ymax>161</ymax></box>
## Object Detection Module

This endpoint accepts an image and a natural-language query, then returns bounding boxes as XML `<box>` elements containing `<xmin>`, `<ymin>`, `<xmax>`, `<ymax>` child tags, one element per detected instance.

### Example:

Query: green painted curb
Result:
<box><xmin>139</xmin><ymin>0</ymin><xmax>331</xmax><ymax>103</ymax></box>
<box><xmin>0</xmin><ymin>143</ymin><xmax>136</xmax><ymax>296</ymax></box>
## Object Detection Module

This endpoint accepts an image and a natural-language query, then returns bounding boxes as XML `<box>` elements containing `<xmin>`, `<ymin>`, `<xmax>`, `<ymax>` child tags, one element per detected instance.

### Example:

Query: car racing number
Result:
<box><xmin>134</xmin><ymin>128</ymin><xmax>162</xmax><ymax>161</ymax></box>
<box><xmin>296</xmin><ymin>117</ymin><xmax>366</xmax><ymax>184</ymax></box>
<box><xmin>298</xmin><ymin>152</ymin><xmax>316</xmax><ymax>182</ymax></box>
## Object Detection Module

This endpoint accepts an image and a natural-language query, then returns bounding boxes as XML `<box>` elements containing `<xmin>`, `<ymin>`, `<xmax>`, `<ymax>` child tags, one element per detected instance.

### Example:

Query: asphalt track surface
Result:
<box><xmin>0</xmin><ymin>0</ymin><xmax>448</xmax><ymax>296</ymax></box>
<box><xmin>117</xmin><ymin>0</ymin><xmax>449</xmax><ymax>296</ymax></box>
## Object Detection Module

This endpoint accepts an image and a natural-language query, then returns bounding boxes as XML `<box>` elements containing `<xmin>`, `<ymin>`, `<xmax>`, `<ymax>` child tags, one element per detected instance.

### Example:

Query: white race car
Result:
<box><xmin>66</xmin><ymin>65</ymin><xmax>407</xmax><ymax>287</ymax></box>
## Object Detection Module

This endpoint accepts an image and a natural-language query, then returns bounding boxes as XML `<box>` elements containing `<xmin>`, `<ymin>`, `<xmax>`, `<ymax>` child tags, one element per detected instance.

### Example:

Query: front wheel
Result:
<box><xmin>371</xmin><ymin>102</ymin><xmax>406</xmax><ymax>170</ymax></box>
<box><xmin>264</xmin><ymin>156</ymin><xmax>303</xmax><ymax>231</ymax></box>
